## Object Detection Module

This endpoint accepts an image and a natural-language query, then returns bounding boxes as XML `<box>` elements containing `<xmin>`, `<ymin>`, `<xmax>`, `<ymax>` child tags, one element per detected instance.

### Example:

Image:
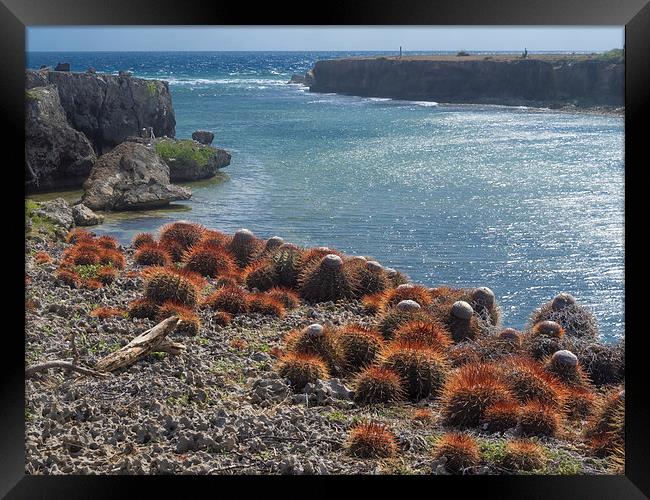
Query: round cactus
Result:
<box><xmin>470</xmin><ymin>286</ymin><xmax>501</xmax><ymax>326</ymax></box>
<box><xmin>385</xmin><ymin>284</ymin><xmax>433</xmax><ymax>308</ymax></box>
<box><xmin>227</xmin><ymin>228</ymin><xmax>262</xmax><ymax>268</ymax></box>
<box><xmin>433</xmin><ymin>433</ymin><xmax>480</xmax><ymax>474</ymax></box>
<box><xmin>298</xmin><ymin>254</ymin><xmax>358</xmax><ymax>303</ymax></box>
<box><xmin>127</xmin><ymin>298</ymin><xmax>159</xmax><ymax>319</ymax></box>
<box><xmin>584</xmin><ymin>387</ymin><xmax>624</xmax><ymax>457</ymax></box>
<box><xmin>440</xmin><ymin>362</ymin><xmax>515</xmax><ymax>428</ymax></box>
<box><xmin>392</xmin><ymin>320</ymin><xmax>453</xmax><ymax>352</ymax></box>
<box><xmin>380</xmin><ymin>342</ymin><xmax>449</xmax><ymax>401</ymax></box>
<box><xmin>354</xmin><ymin>260</ymin><xmax>390</xmax><ymax>296</ymax></box>
<box><xmin>501</xmin><ymin>439</ymin><xmax>547</xmax><ymax>471</ymax></box>
<box><xmin>157</xmin><ymin>301</ymin><xmax>201</xmax><ymax>336</ymax></box>
<box><xmin>443</xmin><ymin>301</ymin><xmax>481</xmax><ymax>342</ymax></box>
<box><xmin>277</xmin><ymin>352</ymin><xmax>329</xmax><ymax>390</ymax></box>
<box><xmin>377</xmin><ymin>301</ymin><xmax>431</xmax><ymax>339</ymax></box>
<box><xmin>347</xmin><ymin>421</ymin><xmax>398</xmax><ymax>458</ymax></box>
<box><xmin>483</xmin><ymin>400</ymin><xmax>520</xmax><ymax>431</ymax></box>
<box><xmin>362</xmin><ymin>292</ymin><xmax>388</xmax><ymax>315</ymax></box>
<box><xmin>183</xmin><ymin>242</ymin><xmax>237</xmax><ymax>278</ymax></box>
<box><xmin>269</xmin><ymin>243</ymin><xmax>303</xmax><ymax>289</ymax></box>
<box><xmin>265</xmin><ymin>287</ymin><xmax>300</xmax><ymax>310</ymax></box>
<box><xmin>529</xmin><ymin>293</ymin><xmax>598</xmax><ymax>339</ymax></box>
<box><xmin>335</xmin><ymin>325</ymin><xmax>385</xmax><ymax>371</ymax></box>
<box><xmin>531</xmin><ymin>320</ymin><xmax>564</xmax><ymax>339</ymax></box>
<box><xmin>134</xmin><ymin>243</ymin><xmax>172</xmax><ymax>267</ymax></box>
<box><xmin>545</xmin><ymin>349</ymin><xmax>589</xmax><ymax>386</ymax></box>
<box><xmin>247</xmin><ymin>293</ymin><xmax>286</xmax><ymax>318</ymax></box>
<box><xmin>519</xmin><ymin>401</ymin><xmax>562</xmax><ymax>437</ymax></box>
<box><xmin>132</xmin><ymin>232</ymin><xmax>156</xmax><ymax>249</ymax></box>
<box><xmin>353</xmin><ymin>366</ymin><xmax>404</xmax><ymax>405</ymax></box>
<box><xmin>384</xmin><ymin>267</ymin><xmax>410</xmax><ymax>287</ymax></box>
<box><xmin>499</xmin><ymin>327</ymin><xmax>522</xmax><ymax>345</ymax></box>
<box><xmin>159</xmin><ymin>221</ymin><xmax>205</xmax><ymax>251</ymax></box>
<box><xmin>203</xmin><ymin>285</ymin><xmax>249</xmax><ymax>315</ymax></box>
<box><xmin>500</xmin><ymin>357</ymin><xmax>567</xmax><ymax>409</ymax></box>
<box><xmin>56</xmin><ymin>269</ymin><xmax>81</xmax><ymax>288</ymax></box>
<box><xmin>285</xmin><ymin>324</ymin><xmax>338</xmax><ymax>370</ymax></box>
<box><xmin>243</xmin><ymin>260</ymin><xmax>278</xmax><ymax>292</ymax></box>
<box><xmin>143</xmin><ymin>267</ymin><xmax>200</xmax><ymax>308</ymax></box>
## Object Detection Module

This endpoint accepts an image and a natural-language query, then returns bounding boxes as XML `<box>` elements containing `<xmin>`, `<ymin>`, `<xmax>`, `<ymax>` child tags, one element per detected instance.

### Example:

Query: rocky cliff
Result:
<box><xmin>309</xmin><ymin>56</ymin><xmax>624</xmax><ymax>108</ymax></box>
<box><xmin>26</xmin><ymin>68</ymin><xmax>176</xmax><ymax>154</ymax></box>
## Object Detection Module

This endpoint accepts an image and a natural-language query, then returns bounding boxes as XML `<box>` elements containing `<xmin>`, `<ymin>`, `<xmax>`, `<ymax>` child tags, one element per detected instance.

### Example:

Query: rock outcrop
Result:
<box><xmin>308</xmin><ymin>56</ymin><xmax>624</xmax><ymax>108</ymax></box>
<box><xmin>81</xmin><ymin>140</ymin><xmax>191</xmax><ymax>211</ymax></box>
<box><xmin>25</xmin><ymin>86</ymin><xmax>97</xmax><ymax>191</ymax></box>
<box><xmin>191</xmin><ymin>130</ymin><xmax>214</xmax><ymax>145</ymax></box>
<box><xmin>26</xmin><ymin>68</ymin><xmax>176</xmax><ymax>154</ymax></box>
<box><xmin>34</xmin><ymin>198</ymin><xmax>75</xmax><ymax>231</ymax></box>
<box><xmin>153</xmin><ymin>138</ymin><xmax>231</xmax><ymax>182</ymax></box>
<box><xmin>72</xmin><ymin>204</ymin><xmax>104</xmax><ymax>226</ymax></box>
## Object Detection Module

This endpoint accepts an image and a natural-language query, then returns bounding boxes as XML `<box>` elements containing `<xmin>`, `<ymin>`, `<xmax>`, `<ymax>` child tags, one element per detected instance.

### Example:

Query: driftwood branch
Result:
<box><xmin>25</xmin><ymin>361</ymin><xmax>110</xmax><ymax>379</ymax></box>
<box><xmin>95</xmin><ymin>316</ymin><xmax>182</xmax><ymax>372</ymax></box>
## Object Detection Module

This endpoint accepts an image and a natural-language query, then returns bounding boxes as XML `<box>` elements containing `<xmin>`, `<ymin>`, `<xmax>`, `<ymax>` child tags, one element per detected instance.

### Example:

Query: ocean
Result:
<box><xmin>26</xmin><ymin>51</ymin><xmax>625</xmax><ymax>342</ymax></box>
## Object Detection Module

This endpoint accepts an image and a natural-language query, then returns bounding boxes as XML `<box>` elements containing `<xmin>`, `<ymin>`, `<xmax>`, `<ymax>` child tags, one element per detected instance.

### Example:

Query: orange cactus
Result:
<box><xmin>347</xmin><ymin>422</ymin><xmax>398</xmax><ymax>458</ymax></box>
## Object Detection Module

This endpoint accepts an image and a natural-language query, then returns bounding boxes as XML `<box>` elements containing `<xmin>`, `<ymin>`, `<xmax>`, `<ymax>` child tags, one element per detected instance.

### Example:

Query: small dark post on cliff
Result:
<box><xmin>399</xmin><ymin>46</ymin><xmax>402</xmax><ymax>59</ymax></box>
<box><xmin>522</xmin><ymin>48</ymin><xmax>528</xmax><ymax>59</ymax></box>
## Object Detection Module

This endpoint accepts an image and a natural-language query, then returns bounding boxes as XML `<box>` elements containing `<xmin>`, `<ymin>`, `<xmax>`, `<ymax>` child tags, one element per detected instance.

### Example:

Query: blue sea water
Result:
<box><xmin>27</xmin><ymin>51</ymin><xmax>625</xmax><ymax>341</ymax></box>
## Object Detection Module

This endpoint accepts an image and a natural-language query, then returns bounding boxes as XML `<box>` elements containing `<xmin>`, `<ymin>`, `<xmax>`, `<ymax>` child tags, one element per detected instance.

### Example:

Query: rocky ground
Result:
<box><xmin>24</xmin><ymin>232</ymin><xmax>617</xmax><ymax>476</ymax></box>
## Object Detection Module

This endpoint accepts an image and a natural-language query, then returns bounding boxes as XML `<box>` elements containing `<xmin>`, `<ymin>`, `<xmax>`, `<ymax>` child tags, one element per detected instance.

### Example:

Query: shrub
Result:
<box><xmin>353</xmin><ymin>366</ymin><xmax>404</xmax><ymax>405</ymax></box>
<box><xmin>143</xmin><ymin>267</ymin><xmax>200</xmax><ymax>308</ymax></box>
<box><xmin>519</xmin><ymin>401</ymin><xmax>562</xmax><ymax>437</ymax></box>
<box><xmin>501</xmin><ymin>439</ymin><xmax>547</xmax><ymax>471</ymax></box>
<box><xmin>433</xmin><ymin>433</ymin><xmax>480</xmax><ymax>473</ymax></box>
<box><xmin>347</xmin><ymin>422</ymin><xmax>398</xmax><ymax>458</ymax></box>
<box><xmin>299</xmin><ymin>254</ymin><xmax>358</xmax><ymax>303</ymax></box>
<box><xmin>203</xmin><ymin>285</ymin><xmax>249</xmax><ymax>315</ymax></box>
<box><xmin>277</xmin><ymin>352</ymin><xmax>329</xmax><ymax>390</ymax></box>
<box><xmin>440</xmin><ymin>362</ymin><xmax>514</xmax><ymax>428</ymax></box>
<box><xmin>154</xmin><ymin>139</ymin><xmax>215</xmax><ymax>168</ymax></box>
<box><xmin>335</xmin><ymin>325</ymin><xmax>385</xmax><ymax>372</ymax></box>
<box><xmin>380</xmin><ymin>342</ymin><xmax>449</xmax><ymax>401</ymax></box>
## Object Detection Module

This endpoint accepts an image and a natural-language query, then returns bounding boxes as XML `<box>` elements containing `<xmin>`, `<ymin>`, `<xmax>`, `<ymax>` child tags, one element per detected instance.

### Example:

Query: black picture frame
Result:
<box><xmin>3</xmin><ymin>0</ymin><xmax>648</xmax><ymax>497</ymax></box>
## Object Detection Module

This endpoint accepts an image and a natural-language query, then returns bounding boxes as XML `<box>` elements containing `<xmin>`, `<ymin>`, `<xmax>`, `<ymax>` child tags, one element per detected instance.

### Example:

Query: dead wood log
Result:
<box><xmin>25</xmin><ymin>361</ymin><xmax>110</xmax><ymax>378</ymax></box>
<box><xmin>95</xmin><ymin>316</ymin><xmax>183</xmax><ymax>372</ymax></box>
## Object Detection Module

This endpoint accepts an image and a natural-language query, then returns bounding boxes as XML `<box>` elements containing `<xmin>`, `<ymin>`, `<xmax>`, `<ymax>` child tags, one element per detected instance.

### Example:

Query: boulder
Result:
<box><xmin>152</xmin><ymin>138</ymin><xmax>231</xmax><ymax>182</ymax></box>
<box><xmin>191</xmin><ymin>130</ymin><xmax>214</xmax><ymax>145</ymax></box>
<box><xmin>81</xmin><ymin>140</ymin><xmax>191</xmax><ymax>211</ymax></box>
<box><xmin>54</xmin><ymin>62</ymin><xmax>70</xmax><ymax>72</ymax></box>
<box><xmin>34</xmin><ymin>198</ymin><xmax>74</xmax><ymax>230</ymax></box>
<box><xmin>72</xmin><ymin>203</ymin><xmax>104</xmax><ymax>226</ymax></box>
<box><xmin>287</xmin><ymin>73</ymin><xmax>306</xmax><ymax>84</ymax></box>
<box><xmin>25</xmin><ymin>69</ymin><xmax>176</xmax><ymax>154</ymax></box>
<box><xmin>25</xmin><ymin>85</ymin><xmax>97</xmax><ymax>192</ymax></box>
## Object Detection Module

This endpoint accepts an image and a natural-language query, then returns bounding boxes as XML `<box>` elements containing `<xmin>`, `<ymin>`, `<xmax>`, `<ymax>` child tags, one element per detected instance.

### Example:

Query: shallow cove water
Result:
<box><xmin>27</xmin><ymin>51</ymin><xmax>625</xmax><ymax>342</ymax></box>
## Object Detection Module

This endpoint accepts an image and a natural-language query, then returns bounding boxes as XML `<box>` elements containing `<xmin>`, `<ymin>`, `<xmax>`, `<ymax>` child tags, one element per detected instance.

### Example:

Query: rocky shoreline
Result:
<box><xmin>24</xmin><ymin>219</ymin><xmax>624</xmax><ymax>475</ymax></box>
<box><xmin>300</xmin><ymin>54</ymin><xmax>624</xmax><ymax>112</ymax></box>
<box><xmin>25</xmin><ymin>66</ymin><xmax>231</xmax><ymax>208</ymax></box>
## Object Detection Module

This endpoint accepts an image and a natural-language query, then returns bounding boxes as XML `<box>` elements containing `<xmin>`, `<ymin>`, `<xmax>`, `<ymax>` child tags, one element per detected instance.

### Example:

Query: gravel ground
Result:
<box><xmin>25</xmin><ymin>236</ymin><xmax>613</xmax><ymax>475</ymax></box>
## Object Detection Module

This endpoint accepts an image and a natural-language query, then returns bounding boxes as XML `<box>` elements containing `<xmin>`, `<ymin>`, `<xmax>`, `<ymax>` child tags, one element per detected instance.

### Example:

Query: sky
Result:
<box><xmin>27</xmin><ymin>26</ymin><xmax>624</xmax><ymax>52</ymax></box>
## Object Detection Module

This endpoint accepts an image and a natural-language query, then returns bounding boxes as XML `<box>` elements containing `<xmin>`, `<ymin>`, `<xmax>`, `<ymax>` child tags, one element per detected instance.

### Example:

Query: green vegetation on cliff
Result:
<box><xmin>154</xmin><ymin>139</ymin><xmax>213</xmax><ymax>168</ymax></box>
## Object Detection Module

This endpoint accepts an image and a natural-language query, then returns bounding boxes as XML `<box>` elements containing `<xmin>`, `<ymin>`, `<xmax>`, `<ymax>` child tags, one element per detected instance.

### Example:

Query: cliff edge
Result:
<box><xmin>308</xmin><ymin>55</ymin><xmax>624</xmax><ymax>109</ymax></box>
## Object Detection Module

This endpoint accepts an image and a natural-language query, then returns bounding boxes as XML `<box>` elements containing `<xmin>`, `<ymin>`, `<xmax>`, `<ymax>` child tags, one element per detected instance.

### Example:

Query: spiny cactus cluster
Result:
<box><xmin>52</xmin><ymin>222</ymin><xmax>621</xmax><ymax>472</ymax></box>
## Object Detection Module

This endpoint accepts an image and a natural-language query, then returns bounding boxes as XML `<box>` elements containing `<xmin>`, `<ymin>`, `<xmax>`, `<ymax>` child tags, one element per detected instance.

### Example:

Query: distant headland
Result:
<box><xmin>298</xmin><ymin>53</ymin><xmax>624</xmax><ymax>111</ymax></box>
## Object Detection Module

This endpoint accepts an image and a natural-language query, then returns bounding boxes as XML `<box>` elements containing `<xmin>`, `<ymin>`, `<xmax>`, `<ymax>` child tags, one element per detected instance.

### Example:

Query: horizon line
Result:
<box><xmin>26</xmin><ymin>48</ymin><xmax>618</xmax><ymax>53</ymax></box>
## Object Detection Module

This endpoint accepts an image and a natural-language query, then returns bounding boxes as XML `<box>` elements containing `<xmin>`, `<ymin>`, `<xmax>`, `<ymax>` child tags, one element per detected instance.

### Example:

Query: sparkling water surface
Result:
<box><xmin>27</xmin><ymin>52</ymin><xmax>625</xmax><ymax>341</ymax></box>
